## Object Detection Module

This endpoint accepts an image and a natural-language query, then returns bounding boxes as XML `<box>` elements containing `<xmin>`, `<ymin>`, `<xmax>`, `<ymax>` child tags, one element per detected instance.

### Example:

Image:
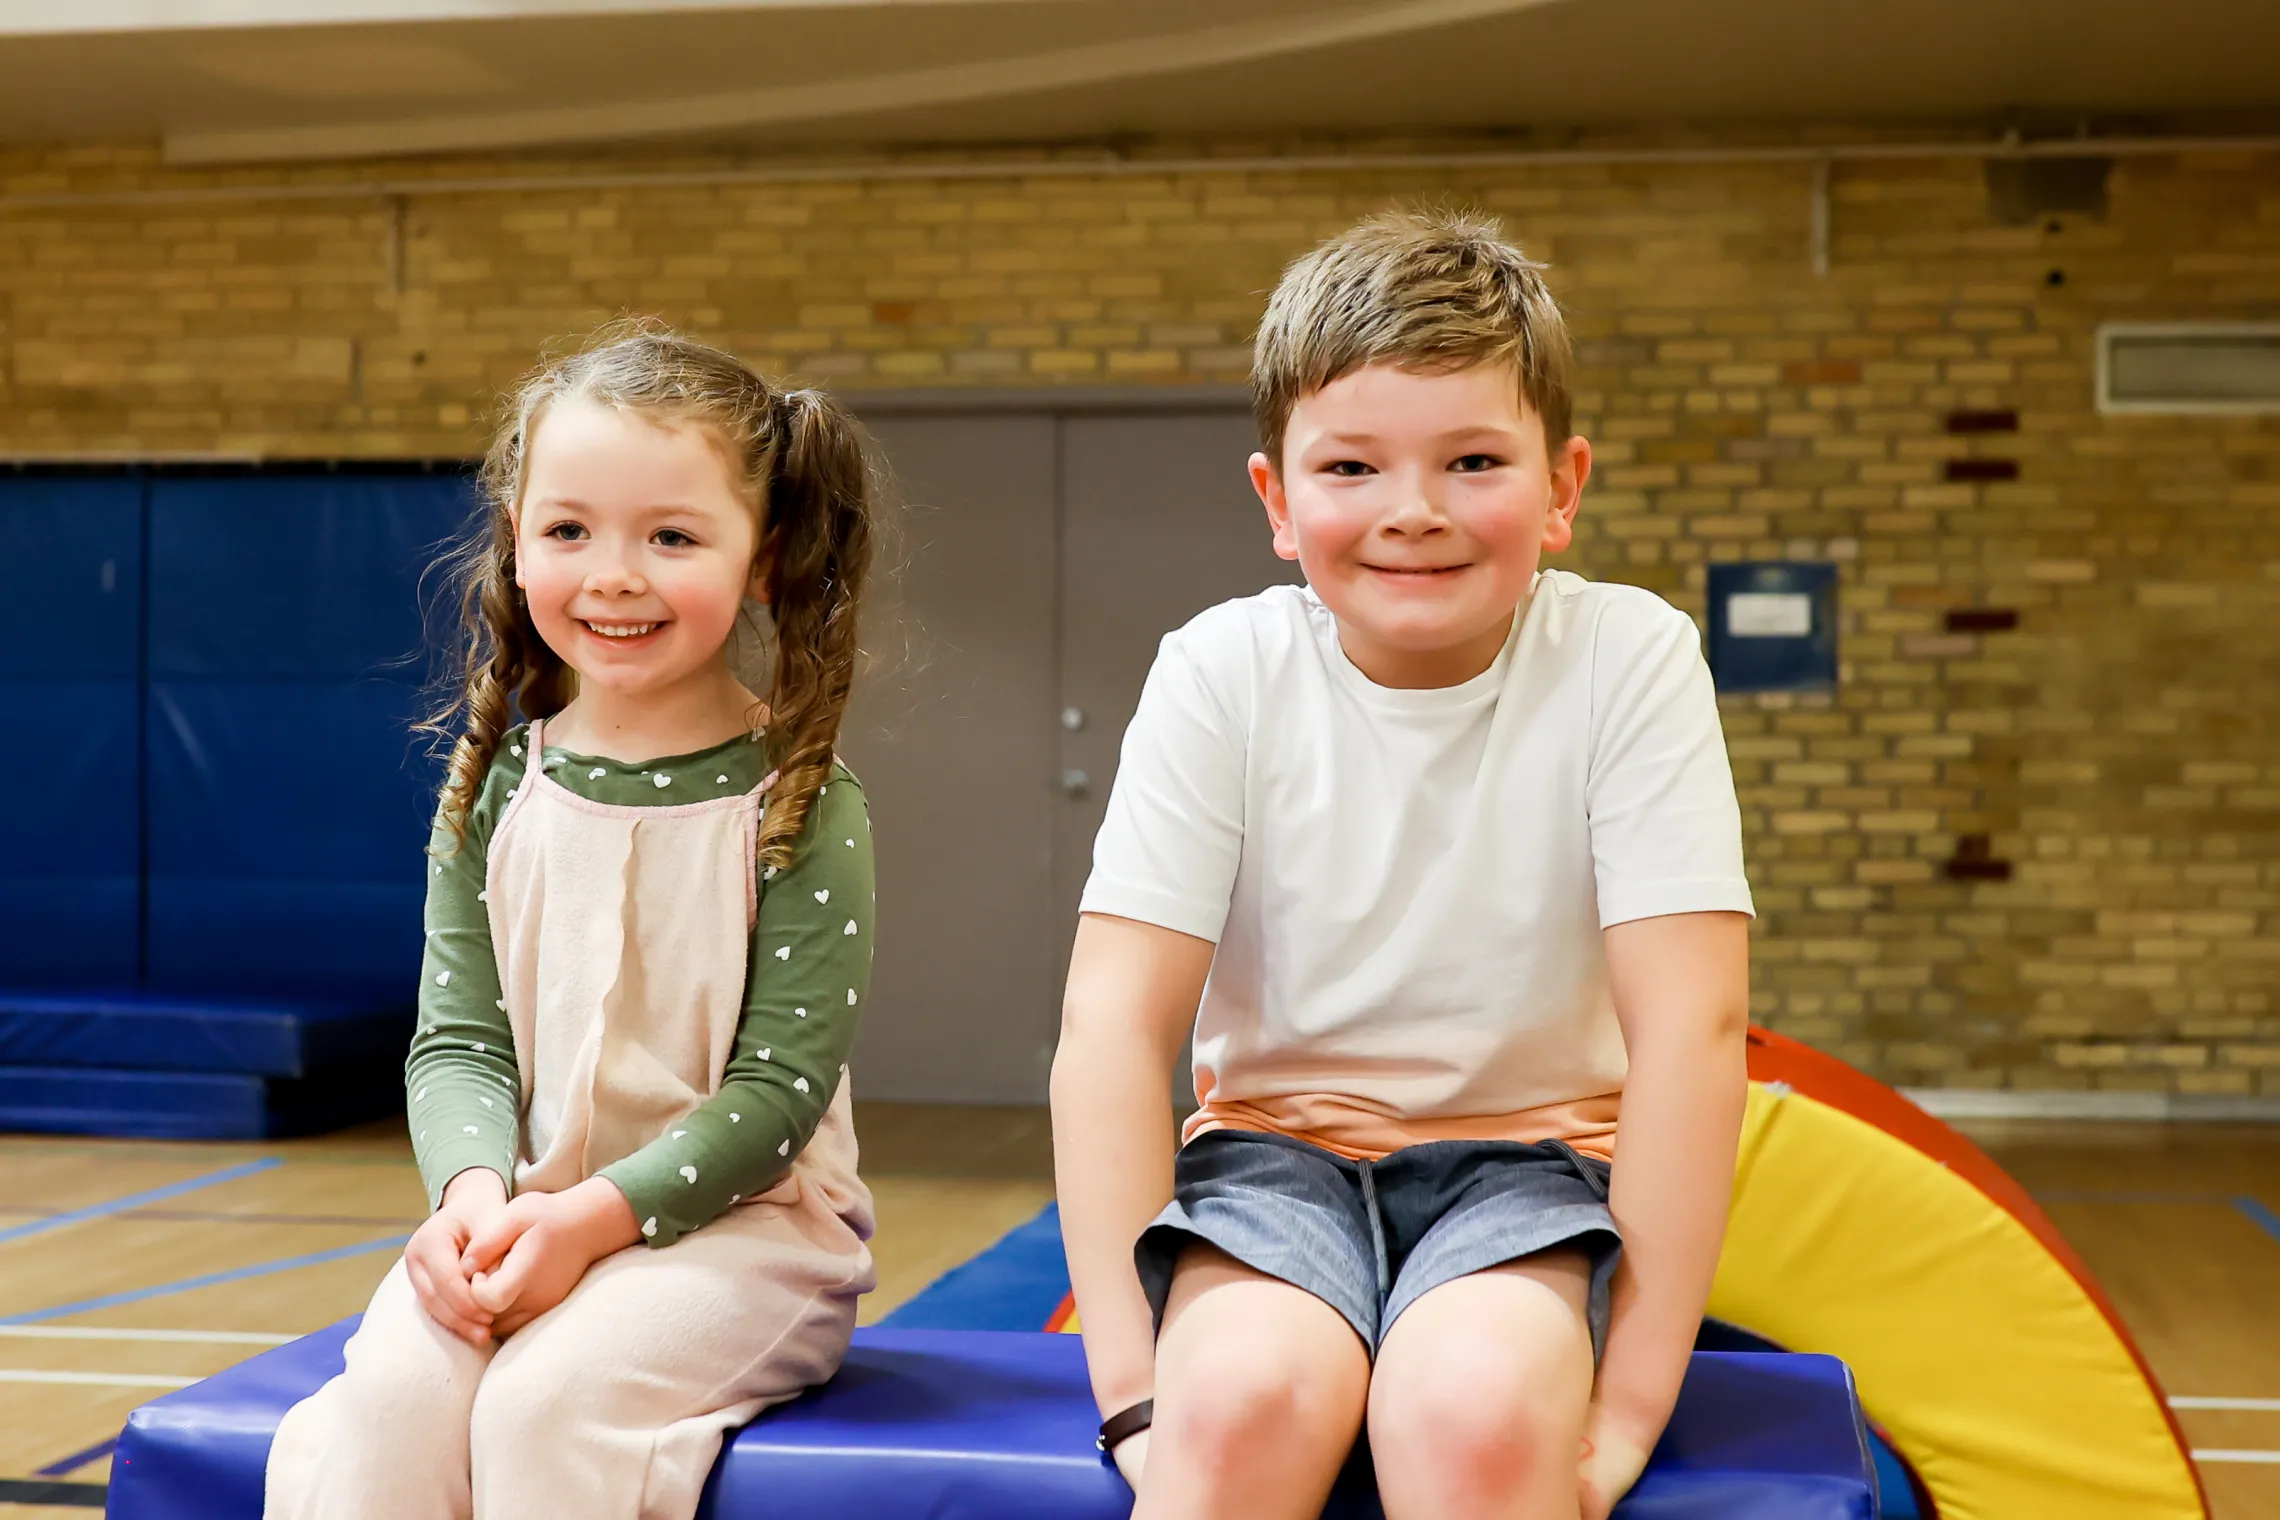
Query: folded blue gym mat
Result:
<box><xmin>111</xmin><ymin>1321</ymin><xmax>1877</xmax><ymax>1519</ymax></box>
<box><xmin>0</xmin><ymin>989</ymin><xmax>412</xmax><ymax>1138</ymax></box>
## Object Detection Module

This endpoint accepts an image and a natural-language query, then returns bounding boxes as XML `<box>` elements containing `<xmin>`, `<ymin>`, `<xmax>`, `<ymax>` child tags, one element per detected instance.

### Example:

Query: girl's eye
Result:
<box><xmin>653</xmin><ymin>528</ymin><xmax>697</xmax><ymax>549</ymax></box>
<box><xmin>543</xmin><ymin>522</ymin><xmax>588</xmax><ymax>541</ymax></box>
<box><xmin>1323</xmin><ymin>459</ymin><xmax>1375</xmax><ymax>478</ymax></box>
<box><xmin>1451</xmin><ymin>453</ymin><xmax>1504</xmax><ymax>474</ymax></box>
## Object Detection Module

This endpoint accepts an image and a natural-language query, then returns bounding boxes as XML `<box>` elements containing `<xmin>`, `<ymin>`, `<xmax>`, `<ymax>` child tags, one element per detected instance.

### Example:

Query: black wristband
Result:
<box><xmin>1097</xmin><ymin>1398</ymin><xmax>1154</xmax><ymax>1455</ymax></box>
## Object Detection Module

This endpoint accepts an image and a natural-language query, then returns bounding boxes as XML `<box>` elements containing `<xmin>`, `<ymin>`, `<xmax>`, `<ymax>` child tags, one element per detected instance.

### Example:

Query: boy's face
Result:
<box><xmin>1249</xmin><ymin>361</ymin><xmax>1590</xmax><ymax>689</ymax></box>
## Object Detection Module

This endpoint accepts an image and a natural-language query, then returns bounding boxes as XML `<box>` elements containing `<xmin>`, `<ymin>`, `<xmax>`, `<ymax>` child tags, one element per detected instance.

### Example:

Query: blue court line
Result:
<box><xmin>2036</xmin><ymin>1188</ymin><xmax>2280</xmax><ymax>1246</ymax></box>
<box><xmin>2236</xmin><ymin>1196</ymin><xmax>2280</xmax><ymax>1247</ymax></box>
<box><xmin>0</xmin><ymin>1159</ymin><xmax>280</xmax><ymax>1248</ymax></box>
<box><xmin>35</xmin><ymin>1436</ymin><xmax>115</xmax><ymax>1478</ymax></box>
<box><xmin>0</xmin><ymin>1234</ymin><xmax>410</xmax><ymax>1325</ymax></box>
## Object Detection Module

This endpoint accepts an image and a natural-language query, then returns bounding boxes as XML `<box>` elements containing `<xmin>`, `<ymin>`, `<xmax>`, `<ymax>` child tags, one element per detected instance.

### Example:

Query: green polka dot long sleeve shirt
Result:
<box><xmin>405</xmin><ymin>723</ymin><xmax>874</xmax><ymax>1247</ymax></box>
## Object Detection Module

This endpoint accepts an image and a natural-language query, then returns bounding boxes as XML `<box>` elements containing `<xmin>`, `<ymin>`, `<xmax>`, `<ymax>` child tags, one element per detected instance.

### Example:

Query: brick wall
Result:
<box><xmin>4</xmin><ymin>138</ymin><xmax>2277</xmax><ymax>1095</ymax></box>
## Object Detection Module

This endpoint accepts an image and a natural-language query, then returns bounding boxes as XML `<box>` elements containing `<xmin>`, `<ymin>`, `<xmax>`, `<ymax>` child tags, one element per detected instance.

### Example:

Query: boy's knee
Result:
<box><xmin>1371</xmin><ymin>1340</ymin><xmax>1586</xmax><ymax>1495</ymax></box>
<box><xmin>1160</xmin><ymin>1334</ymin><xmax>1360</xmax><ymax>1476</ymax></box>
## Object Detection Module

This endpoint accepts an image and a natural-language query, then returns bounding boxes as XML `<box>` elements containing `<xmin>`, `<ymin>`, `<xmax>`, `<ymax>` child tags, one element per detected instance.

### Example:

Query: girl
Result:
<box><xmin>266</xmin><ymin>326</ymin><xmax>880</xmax><ymax>1520</ymax></box>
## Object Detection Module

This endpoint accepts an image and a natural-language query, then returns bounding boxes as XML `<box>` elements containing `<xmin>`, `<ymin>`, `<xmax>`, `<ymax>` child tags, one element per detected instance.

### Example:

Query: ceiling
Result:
<box><xmin>1</xmin><ymin>0</ymin><xmax>2276</xmax><ymax>165</ymax></box>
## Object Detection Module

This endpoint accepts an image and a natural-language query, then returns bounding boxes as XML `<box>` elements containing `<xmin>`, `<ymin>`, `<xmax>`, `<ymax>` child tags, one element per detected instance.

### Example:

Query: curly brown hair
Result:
<box><xmin>422</xmin><ymin>322</ymin><xmax>874</xmax><ymax>873</ymax></box>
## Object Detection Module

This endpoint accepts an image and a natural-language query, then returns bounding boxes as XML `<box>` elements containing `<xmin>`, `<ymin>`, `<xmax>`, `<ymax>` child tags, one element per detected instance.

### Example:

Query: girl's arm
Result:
<box><xmin>1581</xmin><ymin>910</ymin><xmax>1751</xmax><ymax>1515</ymax></box>
<box><xmin>1050</xmin><ymin>913</ymin><xmax>1215</xmax><ymax>1425</ymax></box>
<box><xmin>406</xmin><ymin>740</ymin><xmax>526</xmax><ymax>1209</ymax></box>
<box><xmin>595</xmin><ymin>767</ymin><xmax>874</xmax><ymax>1246</ymax></box>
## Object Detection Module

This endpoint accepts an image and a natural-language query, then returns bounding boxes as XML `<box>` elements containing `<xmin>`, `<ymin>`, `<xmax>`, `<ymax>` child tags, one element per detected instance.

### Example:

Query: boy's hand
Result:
<box><xmin>406</xmin><ymin>1168</ymin><xmax>509</xmax><ymax>1346</ymax></box>
<box><xmin>1578</xmin><ymin>1409</ymin><xmax>1654</xmax><ymax>1520</ymax></box>
<box><xmin>1109</xmin><ymin>1428</ymin><xmax>1148</xmax><ymax>1492</ymax></box>
<box><xmin>461</xmin><ymin>1177</ymin><xmax>642</xmax><ymax>1337</ymax></box>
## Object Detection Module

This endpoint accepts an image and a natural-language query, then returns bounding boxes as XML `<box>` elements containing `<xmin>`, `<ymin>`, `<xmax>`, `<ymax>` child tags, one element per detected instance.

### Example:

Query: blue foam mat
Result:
<box><xmin>0</xmin><ymin>1062</ymin><xmax>402</xmax><ymax>1140</ymax></box>
<box><xmin>112</xmin><ymin>1320</ymin><xmax>1875</xmax><ymax>1520</ymax></box>
<box><xmin>0</xmin><ymin>989</ymin><xmax>412</xmax><ymax>1077</ymax></box>
<box><xmin>878</xmin><ymin>1201</ymin><xmax>1073</xmax><ymax>1330</ymax></box>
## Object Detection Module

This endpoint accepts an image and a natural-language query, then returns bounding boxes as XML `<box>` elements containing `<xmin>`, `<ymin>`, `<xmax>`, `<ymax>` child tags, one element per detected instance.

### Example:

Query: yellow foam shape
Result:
<box><xmin>1712</xmin><ymin>1083</ymin><xmax>2202</xmax><ymax>1519</ymax></box>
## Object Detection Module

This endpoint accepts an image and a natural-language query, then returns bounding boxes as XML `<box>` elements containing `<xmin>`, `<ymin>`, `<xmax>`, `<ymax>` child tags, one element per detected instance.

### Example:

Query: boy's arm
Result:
<box><xmin>1049</xmin><ymin>912</ymin><xmax>1215</xmax><ymax>1421</ymax></box>
<box><xmin>1585</xmin><ymin>909</ymin><xmax>1751</xmax><ymax>1512</ymax></box>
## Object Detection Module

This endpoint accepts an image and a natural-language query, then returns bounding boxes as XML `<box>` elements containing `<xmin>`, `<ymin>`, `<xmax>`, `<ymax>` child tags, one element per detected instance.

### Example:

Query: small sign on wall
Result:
<box><xmin>1706</xmin><ymin>562</ymin><xmax>1838</xmax><ymax>694</ymax></box>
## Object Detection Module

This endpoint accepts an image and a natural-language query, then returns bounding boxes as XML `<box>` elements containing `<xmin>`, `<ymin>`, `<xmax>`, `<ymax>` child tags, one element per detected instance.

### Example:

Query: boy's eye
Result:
<box><xmin>543</xmin><ymin>522</ymin><xmax>588</xmax><ymax>542</ymax></box>
<box><xmin>1450</xmin><ymin>453</ymin><xmax>1504</xmax><ymax>473</ymax></box>
<box><xmin>1323</xmin><ymin>459</ymin><xmax>1375</xmax><ymax>478</ymax></box>
<box><xmin>653</xmin><ymin>527</ymin><xmax>698</xmax><ymax>548</ymax></box>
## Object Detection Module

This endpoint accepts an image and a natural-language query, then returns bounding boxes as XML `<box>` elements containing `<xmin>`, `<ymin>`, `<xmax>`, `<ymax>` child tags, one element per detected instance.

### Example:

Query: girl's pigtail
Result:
<box><xmin>756</xmin><ymin>387</ymin><xmax>874</xmax><ymax>871</ymax></box>
<box><xmin>418</xmin><ymin>399</ymin><xmax>573</xmax><ymax>849</ymax></box>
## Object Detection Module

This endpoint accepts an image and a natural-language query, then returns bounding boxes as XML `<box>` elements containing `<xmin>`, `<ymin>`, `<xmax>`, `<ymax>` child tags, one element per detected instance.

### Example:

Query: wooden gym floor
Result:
<box><xmin>0</xmin><ymin>1109</ymin><xmax>2269</xmax><ymax>1518</ymax></box>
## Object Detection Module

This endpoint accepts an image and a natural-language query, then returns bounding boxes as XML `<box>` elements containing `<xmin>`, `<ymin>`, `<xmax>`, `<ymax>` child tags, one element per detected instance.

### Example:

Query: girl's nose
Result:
<box><xmin>585</xmin><ymin>559</ymin><xmax>648</xmax><ymax>597</ymax></box>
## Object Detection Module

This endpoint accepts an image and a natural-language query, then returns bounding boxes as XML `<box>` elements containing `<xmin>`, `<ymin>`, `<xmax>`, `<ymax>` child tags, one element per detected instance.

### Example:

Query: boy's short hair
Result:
<box><xmin>1250</xmin><ymin>206</ymin><xmax>1574</xmax><ymax>468</ymax></box>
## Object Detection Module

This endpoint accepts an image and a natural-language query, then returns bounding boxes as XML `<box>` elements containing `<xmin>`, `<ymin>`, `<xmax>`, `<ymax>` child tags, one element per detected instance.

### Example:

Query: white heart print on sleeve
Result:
<box><xmin>642</xmin><ymin>1218</ymin><xmax>657</xmax><ymax>1238</ymax></box>
<box><xmin>775</xmin><ymin>946</ymin><xmax>791</xmax><ymax>961</ymax></box>
<box><xmin>680</xmin><ymin>1165</ymin><xmax>698</xmax><ymax>1184</ymax></box>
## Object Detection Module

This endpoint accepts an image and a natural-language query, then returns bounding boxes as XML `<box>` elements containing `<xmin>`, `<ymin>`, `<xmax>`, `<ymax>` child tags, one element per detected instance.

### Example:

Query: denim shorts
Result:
<box><xmin>1135</xmin><ymin>1128</ymin><xmax>1621</xmax><ymax>1361</ymax></box>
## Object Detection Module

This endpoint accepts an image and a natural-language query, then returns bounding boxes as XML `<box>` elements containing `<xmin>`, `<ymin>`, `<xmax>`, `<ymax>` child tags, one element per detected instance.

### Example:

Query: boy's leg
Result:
<box><xmin>1137</xmin><ymin>1242</ymin><xmax>1372</xmax><ymax>1520</ymax></box>
<box><xmin>1366</xmin><ymin>1248</ymin><xmax>1596</xmax><ymax>1520</ymax></box>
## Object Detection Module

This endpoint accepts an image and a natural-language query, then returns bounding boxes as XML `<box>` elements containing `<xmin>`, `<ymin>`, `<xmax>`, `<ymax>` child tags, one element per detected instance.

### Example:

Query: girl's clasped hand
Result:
<box><xmin>406</xmin><ymin>1168</ymin><xmax>642</xmax><ymax>1344</ymax></box>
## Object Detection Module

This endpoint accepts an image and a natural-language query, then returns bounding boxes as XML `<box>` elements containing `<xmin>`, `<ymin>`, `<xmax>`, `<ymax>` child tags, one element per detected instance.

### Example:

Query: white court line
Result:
<box><xmin>2193</xmin><ymin>1450</ymin><xmax>2280</xmax><ymax>1465</ymax></box>
<box><xmin>0</xmin><ymin>1368</ymin><xmax>195</xmax><ymax>1388</ymax></box>
<box><xmin>2172</xmin><ymin>1396</ymin><xmax>2280</xmax><ymax>1412</ymax></box>
<box><xmin>0</xmin><ymin>1325</ymin><xmax>291</xmax><ymax>1345</ymax></box>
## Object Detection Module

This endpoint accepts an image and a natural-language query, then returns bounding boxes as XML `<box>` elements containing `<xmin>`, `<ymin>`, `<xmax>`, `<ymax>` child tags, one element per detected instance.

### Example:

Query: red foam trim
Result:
<box><xmin>1746</xmin><ymin>1027</ymin><xmax>2208</xmax><ymax>1515</ymax></box>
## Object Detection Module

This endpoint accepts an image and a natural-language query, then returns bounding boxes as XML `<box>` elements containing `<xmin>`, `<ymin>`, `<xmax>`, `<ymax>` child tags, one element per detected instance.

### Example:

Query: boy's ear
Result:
<box><xmin>1248</xmin><ymin>451</ymin><xmax>1301</xmax><ymax>563</ymax></box>
<box><xmin>1539</xmin><ymin>435</ymin><xmax>1592</xmax><ymax>555</ymax></box>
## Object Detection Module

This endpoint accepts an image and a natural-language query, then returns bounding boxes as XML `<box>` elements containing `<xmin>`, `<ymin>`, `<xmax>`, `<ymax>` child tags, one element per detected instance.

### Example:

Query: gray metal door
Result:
<box><xmin>840</xmin><ymin>413</ymin><xmax>1061</xmax><ymax>1104</ymax></box>
<box><xmin>1053</xmin><ymin>412</ymin><xmax>1301</xmax><ymax>968</ymax></box>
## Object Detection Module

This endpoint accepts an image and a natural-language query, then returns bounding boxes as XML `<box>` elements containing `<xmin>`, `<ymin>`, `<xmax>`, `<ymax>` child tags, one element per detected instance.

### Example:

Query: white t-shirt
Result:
<box><xmin>1079</xmin><ymin>569</ymin><xmax>1753</xmax><ymax>1162</ymax></box>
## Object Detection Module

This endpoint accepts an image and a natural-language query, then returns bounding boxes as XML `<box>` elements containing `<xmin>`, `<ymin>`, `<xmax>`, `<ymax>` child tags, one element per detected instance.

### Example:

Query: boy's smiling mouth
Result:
<box><xmin>1364</xmin><ymin>562</ymin><xmax>1470</xmax><ymax>579</ymax></box>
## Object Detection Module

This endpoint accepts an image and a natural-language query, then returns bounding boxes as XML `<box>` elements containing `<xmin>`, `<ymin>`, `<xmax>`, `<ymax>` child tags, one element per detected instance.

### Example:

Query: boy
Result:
<box><xmin>1050</xmin><ymin>207</ymin><xmax>1754</xmax><ymax>1520</ymax></box>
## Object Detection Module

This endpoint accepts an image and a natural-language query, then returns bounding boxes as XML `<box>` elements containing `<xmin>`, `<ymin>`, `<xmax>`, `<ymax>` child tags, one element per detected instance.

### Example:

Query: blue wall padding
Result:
<box><xmin>0</xmin><ymin>679</ymin><xmax>140</xmax><ymax>987</ymax></box>
<box><xmin>0</xmin><ymin>1061</ymin><xmax>403</xmax><ymax>1140</ymax></box>
<box><xmin>147</xmin><ymin>476</ymin><xmax>470</xmax><ymax>679</ymax></box>
<box><xmin>114</xmin><ymin>1323</ymin><xmax>1876</xmax><ymax>1520</ymax></box>
<box><xmin>0</xmin><ymin>477</ymin><xmax>143</xmax><ymax>678</ymax></box>
<box><xmin>145</xmin><ymin>680</ymin><xmax>436</xmax><ymax>994</ymax></box>
<box><xmin>142</xmin><ymin>474</ymin><xmax>476</xmax><ymax>996</ymax></box>
<box><xmin>0</xmin><ymin>479</ymin><xmax>147</xmax><ymax>986</ymax></box>
<box><xmin>0</xmin><ymin>989</ymin><xmax>411</xmax><ymax>1077</ymax></box>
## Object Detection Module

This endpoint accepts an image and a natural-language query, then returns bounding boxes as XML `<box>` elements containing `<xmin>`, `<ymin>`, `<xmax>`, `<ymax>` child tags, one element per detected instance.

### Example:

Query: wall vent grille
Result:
<box><xmin>2097</xmin><ymin>323</ymin><xmax>2280</xmax><ymax>415</ymax></box>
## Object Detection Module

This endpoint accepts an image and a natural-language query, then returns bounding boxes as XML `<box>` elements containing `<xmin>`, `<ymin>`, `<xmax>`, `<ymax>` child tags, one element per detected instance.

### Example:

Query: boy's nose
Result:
<box><xmin>1382</xmin><ymin>485</ymin><xmax>1447</xmax><ymax>535</ymax></box>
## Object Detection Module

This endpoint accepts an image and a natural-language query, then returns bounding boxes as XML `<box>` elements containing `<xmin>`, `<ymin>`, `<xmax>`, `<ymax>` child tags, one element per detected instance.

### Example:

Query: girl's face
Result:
<box><xmin>514</xmin><ymin>396</ymin><xmax>766</xmax><ymax>702</ymax></box>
